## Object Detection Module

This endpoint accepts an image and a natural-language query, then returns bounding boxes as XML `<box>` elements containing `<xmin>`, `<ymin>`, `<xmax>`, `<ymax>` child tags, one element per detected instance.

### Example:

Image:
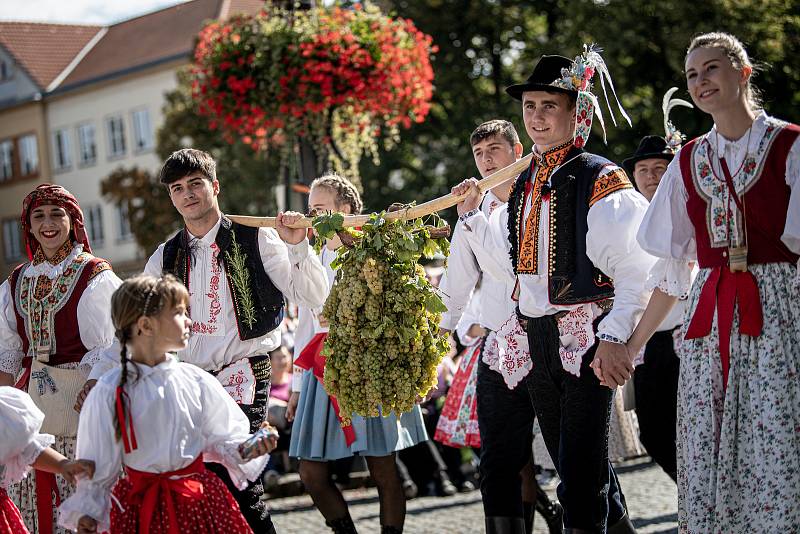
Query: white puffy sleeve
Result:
<box><xmin>198</xmin><ymin>370</ymin><xmax>269</xmax><ymax>489</ymax></box>
<box><xmin>58</xmin><ymin>379</ymin><xmax>122</xmax><ymax>532</ymax></box>
<box><xmin>587</xmin><ymin>185</ymin><xmax>658</xmax><ymax>342</ymax></box>
<box><xmin>637</xmin><ymin>153</ymin><xmax>697</xmax><ymax>297</ymax></box>
<box><xmin>781</xmin><ymin>136</ymin><xmax>800</xmax><ymax>273</ymax></box>
<box><xmin>0</xmin><ymin>279</ymin><xmax>24</xmax><ymax>378</ymax></box>
<box><xmin>438</xmin><ymin>222</ymin><xmax>481</xmax><ymax>331</ymax></box>
<box><xmin>460</xmin><ymin>206</ymin><xmax>516</xmax><ymax>284</ymax></box>
<box><xmin>0</xmin><ymin>387</ymin><xmax>54</xmax><ymax>487</ymax></box>
<box><xmin>454</xmin><ymin>290</ymin><xmax>482</xmax><ymax>345</ymax></box>
<box><xmin>259</xmin><ymin>229</ymin><xmax>329</xmax><ymax>309</ymax></box>
<box><xmin>77</xmin><ymin>269</ymin><xmax>122</xmax><ymax>378</ymax></box>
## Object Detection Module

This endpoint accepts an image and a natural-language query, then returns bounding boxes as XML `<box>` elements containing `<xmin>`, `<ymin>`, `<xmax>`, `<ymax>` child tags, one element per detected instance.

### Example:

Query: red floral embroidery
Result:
<box><xmin>191</xmin><ymin>244</ymin><xmax>222</xmax><ymax>335</ymax></box>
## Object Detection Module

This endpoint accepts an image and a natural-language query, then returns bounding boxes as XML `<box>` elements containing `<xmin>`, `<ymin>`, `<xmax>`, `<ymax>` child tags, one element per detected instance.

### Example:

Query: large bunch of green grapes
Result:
<box><xmin>317</xmin><ymin>213</ymin><xmax>450</xmax><ymax>425</ymax></box>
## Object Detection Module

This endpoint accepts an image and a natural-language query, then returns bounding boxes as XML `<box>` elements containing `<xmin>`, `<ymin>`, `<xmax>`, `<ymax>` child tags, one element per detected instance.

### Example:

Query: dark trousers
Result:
<box><xmin>633</xmin><ymin>329</ymin><xmax>679</xmax><ymax>482</ymax></box>
<box><xmin>476</xmin><ymin>359</ymin><xmax>537</xmax><ymax>518</ymax></box>
<box><xmin>207</xmin><ymin>356</ymin><xmax>276</xmax><ymax>534</ymax></box>
<box><xmin>527</xmin><ymin>315</ymin><xmax>626</xmax><ymax>532</ymax></box>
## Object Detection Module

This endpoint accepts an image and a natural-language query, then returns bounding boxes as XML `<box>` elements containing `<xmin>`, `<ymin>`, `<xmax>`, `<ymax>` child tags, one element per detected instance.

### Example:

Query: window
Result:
<box><xmin>131</xmin><ymin>109</ymin><xmax>153</xmax><ymax>151</ymax></box>
<box><xmin>106</xmin><ymin>116</ymin><xmax>126</xmax><ymax>158</ymax></box>
<box><xmin>77</xmin><ymin>124</ymin><xmax>96</xmax><ymax>165</ymax></box>
<box><xmin>2</xmin><ymin>219</ymin><xmax>22</xmax><ymax>262</ymax></box>
<box><xmin>116</xmin><ymin>203</ymin><xmax>132</xmax><ymax>241</ymax></box>
<box><xmin>0</xmin><ymin>60</ymin><xmax>11</xmax><ymax>82</ymax></box>
<box><xmin>52</xmin><ymin>129</ymin><xmax>72</xmax><ymax>171</ymax></box>
<box><xmin>85</xmin><ymin>204</ymin><xmax>104</xmax><ymax>246</ymax></box>
<box><xmin>18</xmin><ymin>135</ymin><xmax>38</xmax><ymax>175</ymax></box>
<box><xmin>0</xmin><ymin>140</ymin><xmax>12</xmax><ymax>180</ymax></box>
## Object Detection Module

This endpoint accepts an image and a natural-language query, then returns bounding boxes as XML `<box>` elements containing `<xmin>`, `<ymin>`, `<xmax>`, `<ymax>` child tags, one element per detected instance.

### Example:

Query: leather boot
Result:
<box><xmin>523</xmin><ymin>502</ymin><xmax>535</xmax><ymax>534</ymax></box>
<box><xmin>535</xmin><ymin>489</ymin><xmax>564</xmax><ymax>534</ymax></box>
<box><xmin>381</xmin><ymin>526</ymin><xmax>403</xmax><ymax>534</ymax></box>
<box><xmin>485</xmin><ymin>516</ymin><xmax>526</xmax><ymax>534</ymax></box>
<box><xmin>325</xmin><ymin>514</ymin><xmax>358</xmax><ymax>534</ymax></box>
<box><xmin>607</xmin><ymin>513</ymin><xmax>637</xmax><ymax>534</ymax></box>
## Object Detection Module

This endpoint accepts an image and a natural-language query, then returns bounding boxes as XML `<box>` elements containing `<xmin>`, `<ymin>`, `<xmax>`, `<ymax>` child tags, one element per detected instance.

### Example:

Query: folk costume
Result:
<box><xmin>0</xmin><ymin>387</ymin><xmax>56</xmax><ymax>534</ymax></box>
<box><xmin>0</xmin><ymin>185</ymin><xmax>120</xmax><ymax>534</ymax></box>
<box><xmin>58</xmin><ymin>357</ymin><xmax>269</xmax><ymax>533</ymax></box>
<box><xmin>461</xmin><ymin>50</ymin><xmax>654</xmax><ymax>532</ymax></box>
<box><xmin>637</xmin><ymin>111</ymin><xmax>800</xmax><ymax>532</ymax></box>
<box><xmin>289</xmin><ymin>246</ymin><xmax>427</xmax><ymax>461</ymax></box>
<box><xmin>621</xmin><ymin>89</ymin><xmax>695</xmax><ymax>482</ymax></box>
<box><xmin>438</xmin><ymin>190</ymin><xmax>563</xmax><ymax>533</ymax></box>
<box><xmin>90</xmin><ymin>214</ymin><xmax>328</xmax><ymax>533</ymax></box>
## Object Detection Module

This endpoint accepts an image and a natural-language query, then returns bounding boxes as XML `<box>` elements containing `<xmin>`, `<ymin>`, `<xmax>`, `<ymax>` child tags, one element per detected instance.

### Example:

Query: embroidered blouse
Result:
<box><xmin>638</xmin><ymin>112</ymin><xmax>800</xmax><ymax>296</ymax></box>
<box><xmin>0</xmin><ymin>386</ymin><xmax>55</xmax><ymax>488</ymax></box>
<box><xmin>58</xmin><ymin>356</ymin><xmax>269</xmax><ymax>532</ymax></box>
<box><xmin>0</xmin><ymin>243</ymin><xmax>121</xmax><ymax>378</ymax></box>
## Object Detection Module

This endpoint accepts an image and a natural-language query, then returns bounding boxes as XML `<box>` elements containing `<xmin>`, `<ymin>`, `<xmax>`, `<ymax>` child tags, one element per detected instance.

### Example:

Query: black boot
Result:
<box><xmin>381</xmin><ymin>526</ymin><xmax>403</xmax><ymax>534</ymax></box>
<box><xmin>485</xmin><ymin>516</ymin><xmax>526</xmax><ymax>534</ymax></box>
<box><xmin>523</xmin><ymin>502</ymin><xmax>534</xmax><ymax>534</ymax></box>
<box><xmin>608</xmin><ymin>513</ymin><xmax>637</xmax><ymax>534</ymax></box>
<box><xmin>326</xmin><ymin>514</ymin><xmax>358</xmax><ymax>534</ymax></box>
<box><xmin>535</xmin><ymin>489</ymin><xmax>563</xmax><ymax>534</ymax></box>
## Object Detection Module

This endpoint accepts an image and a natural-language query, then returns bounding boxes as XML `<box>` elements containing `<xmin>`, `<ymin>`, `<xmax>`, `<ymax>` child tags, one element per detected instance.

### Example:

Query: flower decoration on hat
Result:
<box><xmin>662</xmin><ymin>87</ymin><xmax>693</xmax><ymax>153</ymax></box>
<box><xmin>553</xmin><ymin>44</ymin><xmax>631</xmax><ymax>148</ymax></box>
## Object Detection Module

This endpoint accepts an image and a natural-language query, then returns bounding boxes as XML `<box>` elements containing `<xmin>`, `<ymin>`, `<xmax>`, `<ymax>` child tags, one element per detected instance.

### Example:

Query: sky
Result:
<box><xmin>0</xmin><ymin>0</ymin><xmax>190</xmax><ymax>25</ymax></box>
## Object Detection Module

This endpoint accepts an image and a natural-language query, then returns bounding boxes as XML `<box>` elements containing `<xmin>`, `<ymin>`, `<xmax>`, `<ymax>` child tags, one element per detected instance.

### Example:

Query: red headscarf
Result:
<box><xmin>20</xmin><ymin>184</ymin><xmax>92</xmax><ymax>261</ymax></box>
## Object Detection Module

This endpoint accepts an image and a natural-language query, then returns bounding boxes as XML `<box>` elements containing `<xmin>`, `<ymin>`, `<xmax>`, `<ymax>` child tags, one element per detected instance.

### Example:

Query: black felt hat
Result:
<box><xmin>622</xmin><ymin>135</ymin><xmax>675</xmax><ymax>177</ymax></box>
<box><xmin>505</xmin><ymin>55</ymin><xmax>577</xmax><ymax>101</ymax></box>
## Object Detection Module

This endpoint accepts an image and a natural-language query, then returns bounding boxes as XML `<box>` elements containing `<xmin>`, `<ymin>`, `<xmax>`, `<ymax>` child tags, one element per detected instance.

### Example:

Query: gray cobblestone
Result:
<box><xmin>269</xmin><ymin>458</ymin><xmax>677</xmax><ymax>533</ymax></box>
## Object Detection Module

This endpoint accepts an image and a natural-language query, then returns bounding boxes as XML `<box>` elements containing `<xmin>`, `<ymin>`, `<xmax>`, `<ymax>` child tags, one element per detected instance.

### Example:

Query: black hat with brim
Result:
<box><xmin>506</xmin><ymin>55</ymin><xmax>578</xmax><ymax>101</ymax></box>
<box><xmin>622</xmin><ymin>135</ymin><xmax>675</xmax><ymax>177</ymax></box>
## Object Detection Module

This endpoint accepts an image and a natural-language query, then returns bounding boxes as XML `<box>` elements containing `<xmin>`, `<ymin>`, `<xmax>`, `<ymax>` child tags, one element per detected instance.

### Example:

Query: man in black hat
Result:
<box><xmin>621</xmin><ymin>136</ymin><xmax>682</xmax><ymax>483</ymax></box>
<box><xmin>452</xmin><ymin>52</ymin><xmax>654</xmax><ymax>533</ymax></box>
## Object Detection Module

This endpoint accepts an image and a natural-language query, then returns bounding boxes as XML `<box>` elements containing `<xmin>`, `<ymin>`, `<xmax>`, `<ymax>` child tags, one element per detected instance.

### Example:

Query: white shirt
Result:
<box><xmin>638</xmin><ymin>112</ymin><xmax>800</xmax><ymax>296</ymax></box>
<box><xmin>0</xmin><ymin>386</ymin><xmax>54</xmax><ymax>488</ymax></box>
<box><xmin>58</xmin><ymin>357</ymin><xmax>269</xmax><ymax>532</ymax></box>
<box><xmin>439</xmin><ymin>190</ymin><xmax>516</xmax><ymax>332</ymax></box>
<box><xmin>461</xmin><ymin>164</ymin><xmax>657</xmax><ymax>342</ymax></box>
<box><xmin>0</xmin><ymin>244</ymin><xmax>121</xmax><ymax>379</ymax></box>
<box><xmin>90</xmin><ymin>217</ymin><xmax>328</xmax><ymax>379</ymax></box>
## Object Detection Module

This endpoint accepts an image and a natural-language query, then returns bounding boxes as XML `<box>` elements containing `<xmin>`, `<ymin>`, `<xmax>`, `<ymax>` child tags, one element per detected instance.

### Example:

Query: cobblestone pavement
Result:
<box><xmin>269</xmin><ymin>457</ymin><xmax>678</xmax><ymax>533</ymax></box>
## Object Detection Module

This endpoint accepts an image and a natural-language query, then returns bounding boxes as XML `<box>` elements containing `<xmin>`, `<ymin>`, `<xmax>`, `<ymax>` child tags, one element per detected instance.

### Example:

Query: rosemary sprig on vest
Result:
<box><xmin>225</xmin><ymin>231</ymin><xmax>257</xmax><ymax>329</ymax></box>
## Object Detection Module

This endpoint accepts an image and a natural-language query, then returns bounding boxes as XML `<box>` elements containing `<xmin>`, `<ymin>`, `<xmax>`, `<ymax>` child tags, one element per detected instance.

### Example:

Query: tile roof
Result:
<box><xmin>0</xmin><ymin>22</ymin><xmax>102</xmax><ymax>89</ymax></box>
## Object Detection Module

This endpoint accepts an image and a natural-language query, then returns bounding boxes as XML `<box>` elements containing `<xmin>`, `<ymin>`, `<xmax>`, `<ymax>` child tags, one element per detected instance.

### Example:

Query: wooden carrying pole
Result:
<box><xmin>229</xmin><ymin>153</ymin><xmax>533</xmax><ymax>229</ymax></box>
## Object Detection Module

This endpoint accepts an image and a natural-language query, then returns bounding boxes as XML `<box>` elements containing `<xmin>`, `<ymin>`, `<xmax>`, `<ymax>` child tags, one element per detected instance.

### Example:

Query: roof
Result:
<box><xmin>0</xmin><ymin>22</ymin><xmax>102</xmax><ymax>89</ymax></box>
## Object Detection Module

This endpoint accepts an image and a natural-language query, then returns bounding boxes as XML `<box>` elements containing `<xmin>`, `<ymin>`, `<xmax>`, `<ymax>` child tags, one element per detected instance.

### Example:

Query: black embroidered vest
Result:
<box><xmin>508</xmin><ymin>148</ymin><xmax>630</xmax><ymax>305</ymax></box>
<box><xmin>162</xmin><ymin>216</ymin><xmax>285</xmax><ymax>341</ymax></box>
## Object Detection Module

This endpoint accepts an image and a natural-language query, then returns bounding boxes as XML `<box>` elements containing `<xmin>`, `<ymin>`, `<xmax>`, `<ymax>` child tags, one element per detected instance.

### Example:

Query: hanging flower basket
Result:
<box><xmin>190</xmin><ymin>2</ymin><xmax>436</xmax><ymax>179</ymax></box>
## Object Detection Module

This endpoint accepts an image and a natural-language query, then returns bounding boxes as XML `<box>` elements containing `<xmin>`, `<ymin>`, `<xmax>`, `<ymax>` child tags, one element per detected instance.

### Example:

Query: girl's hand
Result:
<box><xmin>77</xmin><ymin>515</ymin><xmax>97</xmax><ymax>533</ymax></box>
<box><xmin>59</xmin><ymin>459</ymin><xmax>95</xmax><ymax>485</ymax></box>
<box><xmin>286</xmin><ymin>392</ymin><xmax>300</xmax><ymax>422</ymax></box>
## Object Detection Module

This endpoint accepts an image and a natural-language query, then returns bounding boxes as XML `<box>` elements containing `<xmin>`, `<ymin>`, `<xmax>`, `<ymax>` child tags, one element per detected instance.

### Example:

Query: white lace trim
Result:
<box><xmin>203</xmin><ymin>440</ymin><xmax>269</xmax><ymax>490</ymax></box>
<box><xmin>645</xmin><ymin>257</ymin><xmax>692</xmax><ymax>299</ymax></box>
<box><xmin>22</xmin><ymin>244</ymin><xmax>84</xmax><ymax>280</ymax></box>
<box><xmin>1</xmin><ymin>431</ymin><xmax>54</xmax><ymax>487</ymax></box>
<box><xmin>58</xmin><ymin>480</ymin><xmax>113</xmax><ymax>532</ymax></box>
<box><xmin>0</xmin><ymin>349</ymin><xmax>24</xmax><ymax>376</ymax></box>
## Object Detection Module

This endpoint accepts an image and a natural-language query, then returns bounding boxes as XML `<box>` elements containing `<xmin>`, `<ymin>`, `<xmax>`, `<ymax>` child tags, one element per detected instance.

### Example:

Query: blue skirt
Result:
<box><xmin>289</xmin><ymin>370</ymin><xmax>428</xmax><ymax>460</ymax></box>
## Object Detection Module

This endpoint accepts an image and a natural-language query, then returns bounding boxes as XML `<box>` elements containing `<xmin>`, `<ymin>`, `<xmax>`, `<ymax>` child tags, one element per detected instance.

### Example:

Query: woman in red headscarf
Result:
<box><xmin>0</xmin><ymin>184</ymin><xmax>121</xmax><ymax>534</ymax></box>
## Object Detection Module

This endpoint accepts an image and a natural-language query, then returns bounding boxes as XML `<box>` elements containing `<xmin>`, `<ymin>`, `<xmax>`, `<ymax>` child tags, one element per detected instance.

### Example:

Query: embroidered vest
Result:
<box><xmin>162</xmin><ymin>216</ymin><xmax>285</xmax><ymax>341</ymax></box>
<box><xmin>508</xmin><ymin>148</ymin><xmax>632</xmax><ymax>305</ymax></box>
<box><xmin>680</xmin><ymin>121</ymin><xmax>800</xmax><ymax>268</ymax></box>
<box><xmin>9</xmin><ymin>253</ymin><xmax>110</xmax><ymax>366</ymax></box>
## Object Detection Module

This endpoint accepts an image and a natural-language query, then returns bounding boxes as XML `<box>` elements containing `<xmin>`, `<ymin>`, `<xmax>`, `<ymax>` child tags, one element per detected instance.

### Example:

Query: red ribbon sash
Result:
<box><xmin>125</xmin><ymin>456</ymin><xmax>205</xmax><ymax>534</ymax></box>
<box><xmin>295</xmin><ymin>332</ymin><xmax>356</xmax><ymax>446</ymax></box>
<box><xmin>115</xmin><ymin>386</ymin><xmax>138</xmax><ymax>454</ymax></box>
<box><xmin>685</xmin><ymin>266</ymin><xmax>762</xmax><ymax>390</ymax></box>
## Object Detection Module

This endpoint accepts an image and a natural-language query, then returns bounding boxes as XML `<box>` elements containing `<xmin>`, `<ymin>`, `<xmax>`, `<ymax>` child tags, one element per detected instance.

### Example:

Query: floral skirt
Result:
<box><xmin>0</xmin><ymin>488</ymin><xmax>28</xmax><ymax>534</ymax></box>
<box><xmin>8</xmin><ymin>435</ymin><xmax>75</xmax><ymax>534</ymax></box>
<box><xmin>607</xmin><ymin>391</ymin><xmax>645</xmax><ymax>462</ymax></box>
<box><xmin>677</xmin><ymin>262</ymin><xmax>800</xmax><ymax>533</ymax></box>
<box><xmin>110</xmin><ymin>468</ymin><xmax>252</xmax><ymax>534</ymax></box>
<box><xmin>434</xmin><ymin>340</ymin><xmax>482</xmax><ymax>448</ymax></box>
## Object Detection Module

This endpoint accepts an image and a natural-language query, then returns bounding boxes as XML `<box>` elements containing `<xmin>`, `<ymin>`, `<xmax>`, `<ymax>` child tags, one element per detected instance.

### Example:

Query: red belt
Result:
<box><xmin>295</xmin><ymin>332</ymin><xmax>356</xmax><ymax>446</ymax></box>
<box><xmin>125</xmin><ymin>456</ymin><xmax>206</xmax><ymax>534</ymax></box>
<box><xmin>685</xmin><ymin>266</ymin><xmax>762</xmax><ymax>391</ymax></box>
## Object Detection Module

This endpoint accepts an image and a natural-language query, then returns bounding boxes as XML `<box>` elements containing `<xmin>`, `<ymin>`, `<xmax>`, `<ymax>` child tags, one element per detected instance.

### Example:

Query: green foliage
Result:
<box><xmin>225</xmin><ymin>231</ymin><xmax>257</xmax><ymax>328</ymax></box>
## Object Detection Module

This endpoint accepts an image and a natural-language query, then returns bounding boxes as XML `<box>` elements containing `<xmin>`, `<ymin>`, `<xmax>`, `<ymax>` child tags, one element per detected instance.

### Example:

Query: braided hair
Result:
<box><xmin>110</xmin><ymin>274</ymin><xmax>189</xmax><ymax>441</ymax></box>
<box><xmin>310</xmin><ymin>173</ymin><xmax>363</xmax><ymax>215</ymax></box>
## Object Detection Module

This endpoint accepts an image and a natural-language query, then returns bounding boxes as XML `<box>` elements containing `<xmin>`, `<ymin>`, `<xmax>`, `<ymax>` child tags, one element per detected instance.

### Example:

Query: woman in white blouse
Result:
<box><xmin>0</xmin><ymin>184</ymin><xmax>121</xmax><ymax>533</ymax></box>
<box><xmin>629</xmin><ymin>33</ymin><xmax>800</xmax><ymax>532</ymax></box>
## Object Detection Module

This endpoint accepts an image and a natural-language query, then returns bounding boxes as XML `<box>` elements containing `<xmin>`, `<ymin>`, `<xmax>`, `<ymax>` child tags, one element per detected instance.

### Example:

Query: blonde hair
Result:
<box><xmin>110</xmin><ymin>274</ymin><xmax>188</xmax><ymax>440</ymax></box>
<box><xmin>687</xmin><ymin>32</ymin><xmax>762</xmax><ymax>110</ymax></box>
<box><xmin>310</xmin><ymin>173</ymin><xmax>363</xmax><ymax>215</ymax></box>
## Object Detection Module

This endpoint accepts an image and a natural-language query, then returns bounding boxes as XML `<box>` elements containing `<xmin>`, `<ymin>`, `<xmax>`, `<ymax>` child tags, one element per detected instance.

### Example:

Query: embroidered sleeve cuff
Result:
<box><xmin>287</xmin><ymin>239</ymin><xmax>311</xmax><ymax>264</ymax></box>
<box><xmin>458</xmin><ymin>208</ymin><xmax>480</xmax><ymax>224</ymax></box>
<box><xmin>597</xmin><ymin>332</ymin><xmax>626</xmax><ymax>344</ymax></box>
<box><xmin>0</xmin><ymin>349</ymin><xmax>23</xmax><ymax>377</ymax></box>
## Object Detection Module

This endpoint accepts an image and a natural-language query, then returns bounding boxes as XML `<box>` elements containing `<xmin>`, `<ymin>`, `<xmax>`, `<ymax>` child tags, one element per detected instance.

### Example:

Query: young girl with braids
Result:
<box><xmin>287</xmin><ymin>174</ymin><xmax>427</xmax><ymax>534</ymax></box>
<box><xmin>0</xmin><ymin>387</ymin><xmax>94</xmax><ymax>533</ymax></box>
<box><xmin>58</xmin><ymin>275</ymin><xmax>277</xmax><ymax>534</ymax></box>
